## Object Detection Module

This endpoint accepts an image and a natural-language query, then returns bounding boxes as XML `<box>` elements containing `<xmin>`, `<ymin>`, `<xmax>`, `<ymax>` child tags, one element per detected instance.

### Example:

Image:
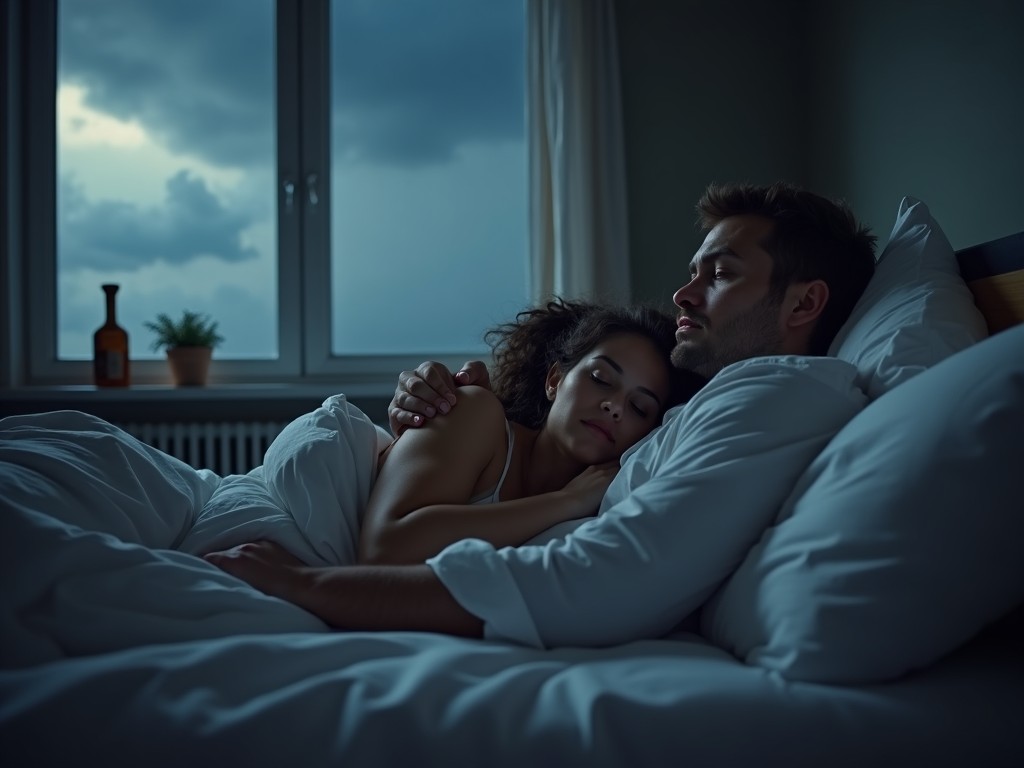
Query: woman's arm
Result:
<box><xmin>359</xmin><ymin>386</ymin><xmax>603</xmax><ymax>565</ymax></box>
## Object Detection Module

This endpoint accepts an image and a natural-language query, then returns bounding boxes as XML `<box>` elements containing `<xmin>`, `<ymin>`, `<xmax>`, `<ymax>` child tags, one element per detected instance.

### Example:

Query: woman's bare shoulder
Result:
<box><xmin>454</xmin><ymin>384</ymin><xmax>505</xmax><ymax>410</ymax></box>
<box><xmin>439</xmin><ymin>384</ymin><xmax>507</xmax><ymax>434</ymax></box>
<box><xmin>399</xmin><ymin>384</ymin><xmax>506</xmax><ymax>444</ymax></box>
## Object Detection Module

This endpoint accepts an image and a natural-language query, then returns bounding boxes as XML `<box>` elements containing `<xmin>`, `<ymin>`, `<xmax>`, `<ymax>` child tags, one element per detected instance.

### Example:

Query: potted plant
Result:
<box><xmin>144</xmin><ymin>310</ymin><xmax>225</xmax><ymax>386</ymax></box>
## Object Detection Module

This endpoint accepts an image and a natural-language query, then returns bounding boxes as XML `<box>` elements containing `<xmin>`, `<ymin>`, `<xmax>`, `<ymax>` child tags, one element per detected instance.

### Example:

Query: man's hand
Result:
<box><xmin>208</xmin><ymin>542</ymin><xmax>483</xmax><ymax>637</ymax></box>
<box><xmin>204</xmin><ymin>540</ymin><xmax>306</xmax><ymax>600</ymax></box>
<box><xmin>387</xmin><ymin>360</ymin><xmax>491</xmax><ymax>435</ymax></box>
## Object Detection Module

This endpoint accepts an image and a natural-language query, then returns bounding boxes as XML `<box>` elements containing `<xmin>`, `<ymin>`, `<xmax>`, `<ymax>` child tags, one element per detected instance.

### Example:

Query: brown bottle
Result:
<box><xmin>93</xmin><ymin>283</ymin><xmax>130</xmax><ymax>387</ymax></box>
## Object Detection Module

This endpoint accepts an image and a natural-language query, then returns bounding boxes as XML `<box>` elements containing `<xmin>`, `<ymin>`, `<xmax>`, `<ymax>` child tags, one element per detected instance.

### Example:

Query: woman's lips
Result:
<box><xmin>582</xmin><ymin>420</ymin><xmax>613</xmax><ymax>443</ymax></box>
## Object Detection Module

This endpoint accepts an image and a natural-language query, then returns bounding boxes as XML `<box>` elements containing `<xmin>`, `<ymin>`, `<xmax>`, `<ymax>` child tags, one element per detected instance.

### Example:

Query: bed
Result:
<box><xmin>2</xmin><ymin>198</ymin><xmax>1022</xmax><ymax>767</ymax></box>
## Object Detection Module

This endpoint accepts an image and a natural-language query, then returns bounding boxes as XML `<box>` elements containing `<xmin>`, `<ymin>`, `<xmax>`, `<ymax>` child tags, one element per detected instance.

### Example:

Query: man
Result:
<box><xmin>207</xmin><ymin>181</ymin><xmax>876</xmax><ymax>646</ymax></box>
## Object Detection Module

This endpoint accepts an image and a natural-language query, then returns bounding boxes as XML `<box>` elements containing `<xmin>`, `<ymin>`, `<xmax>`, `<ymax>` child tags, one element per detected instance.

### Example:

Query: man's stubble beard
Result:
<box><xmin>670</xmin><ymin>294</ymin><xmax>784</xmax><ymax>379</ymax></box>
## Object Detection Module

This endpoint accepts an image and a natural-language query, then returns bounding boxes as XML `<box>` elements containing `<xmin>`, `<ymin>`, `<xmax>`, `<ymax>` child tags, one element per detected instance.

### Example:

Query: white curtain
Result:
<box><xmin>527</xmin><ymin>0</ymin><xmax>632</xmax><ymax>304</ymax></box>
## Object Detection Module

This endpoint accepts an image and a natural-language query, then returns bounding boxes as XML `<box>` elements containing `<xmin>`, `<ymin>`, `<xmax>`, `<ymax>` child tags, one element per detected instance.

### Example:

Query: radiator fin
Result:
<box><xmin>117</xmin><ymin>420</ymin><xmax>286</xmax><ymax>476</ymax></box>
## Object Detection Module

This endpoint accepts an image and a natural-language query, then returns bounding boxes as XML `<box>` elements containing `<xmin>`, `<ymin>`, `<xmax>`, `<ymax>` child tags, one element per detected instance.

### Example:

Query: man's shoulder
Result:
<box><xmin>682</xmin><ymin>356</ymin><xmax>865</xmax><ymax>420</ymax></box>
<box><xmin>712</xmin><ymin>355</ymin><xmax>862</xmax><ymax>392</ymax></box>
<box><xmin>636</xmin><ymin>356</ymin><xmax>865</xmax><ymax>453</ymax></box>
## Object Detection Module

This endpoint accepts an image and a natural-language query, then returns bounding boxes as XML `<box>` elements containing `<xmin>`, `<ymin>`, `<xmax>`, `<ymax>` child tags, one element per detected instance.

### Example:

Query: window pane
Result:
<box><xmin>56</xmin><ymin>0</ymin><xmax>277</xmax><ymax>360</ymax></box>
<box><xmin>330</xmin><ymin>0</ymin><xmax>527</xmax><ymax>355</ymax></box>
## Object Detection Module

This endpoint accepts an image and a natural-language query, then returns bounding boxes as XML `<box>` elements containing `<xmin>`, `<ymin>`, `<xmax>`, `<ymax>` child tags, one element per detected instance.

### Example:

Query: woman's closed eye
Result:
<box><xmin>629</xmin><ymin>400</ymin><xmax>648</xmax><ymax>418</ymax></box>
<box><xmin>592</xmin><ymin>371</ymin><xmax>653</xmax><ymax>418</ymax></box>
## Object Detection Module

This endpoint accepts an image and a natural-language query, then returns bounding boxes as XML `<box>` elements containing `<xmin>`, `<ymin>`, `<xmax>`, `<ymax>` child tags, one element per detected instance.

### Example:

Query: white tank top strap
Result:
<box><xmin>468</xmin><ymin>419</ymin><xmax>515</xmax><ymax>506</ymax></box>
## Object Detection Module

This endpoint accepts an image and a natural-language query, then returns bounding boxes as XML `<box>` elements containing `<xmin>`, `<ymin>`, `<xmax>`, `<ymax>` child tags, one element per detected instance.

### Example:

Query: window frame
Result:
<box><xmin>6</xmin><ymin>0</ymin><xmax>506</xmax><ymax>391</ymax></box>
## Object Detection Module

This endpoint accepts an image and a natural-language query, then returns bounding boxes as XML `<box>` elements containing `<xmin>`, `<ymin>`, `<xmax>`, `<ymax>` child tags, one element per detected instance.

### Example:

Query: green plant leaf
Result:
<box><xmin>145</xmin><ymin>309</ymin><xmax>225</xmax><ymax>351</ymax></box>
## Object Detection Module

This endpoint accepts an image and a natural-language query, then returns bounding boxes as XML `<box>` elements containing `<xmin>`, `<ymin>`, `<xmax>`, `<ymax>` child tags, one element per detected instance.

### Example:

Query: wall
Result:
<box><xmin>616</xmin><ymin>0</ymin><xmax>811</xmax><ymax>308</ymax></box>
<box><xmin>804</xmin><ymin>0</ymin><xmax>1024</xmax><ymax>250</ymax></box>
<box><xmin>617</xmin><ymin>0</ymin><xmax>1024</xmax><ymax>306</ymax></box>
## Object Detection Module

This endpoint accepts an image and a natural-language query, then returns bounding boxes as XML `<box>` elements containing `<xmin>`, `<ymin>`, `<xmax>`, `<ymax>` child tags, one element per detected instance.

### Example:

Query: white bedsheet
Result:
<box><xmin>1</xmin><ymin>612</ymin><xmax>1021</xmax><ymax>767</ymax></box>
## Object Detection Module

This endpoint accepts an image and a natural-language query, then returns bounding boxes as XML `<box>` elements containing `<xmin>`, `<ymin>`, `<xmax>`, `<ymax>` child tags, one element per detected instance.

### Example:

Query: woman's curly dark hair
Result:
<box><xmin>484</xmin><ymin>297</ymin><xmax>704</xmax><ymax>429</ymax></box>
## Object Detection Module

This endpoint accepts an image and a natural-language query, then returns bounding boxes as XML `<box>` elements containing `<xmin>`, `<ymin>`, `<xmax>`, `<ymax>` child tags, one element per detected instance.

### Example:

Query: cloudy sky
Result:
<box><xmin>57</xmin><ymin>0</ymin><xmax>526</xmax><ymax>360</ymax></box>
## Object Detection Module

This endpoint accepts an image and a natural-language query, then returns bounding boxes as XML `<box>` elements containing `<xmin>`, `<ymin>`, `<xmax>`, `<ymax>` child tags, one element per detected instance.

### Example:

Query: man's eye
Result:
<box><xmin>714</xmin><ymin>270</ymin><xmax>730</xmax><ymax>280</ymax></box>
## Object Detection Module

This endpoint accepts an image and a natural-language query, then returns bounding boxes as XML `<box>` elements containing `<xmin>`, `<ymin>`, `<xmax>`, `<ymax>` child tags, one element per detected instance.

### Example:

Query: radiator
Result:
<box><xmin>117</xmin><ymin>420</ymin><xmax>287</xmax><ymax>476</ymax></box>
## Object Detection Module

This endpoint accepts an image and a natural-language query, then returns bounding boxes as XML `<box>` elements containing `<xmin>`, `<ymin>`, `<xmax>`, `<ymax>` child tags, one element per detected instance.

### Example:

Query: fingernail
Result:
<box><xmin>412</xmin><ymin>415</ymin><xmax>422</xmax><ymax>425</ymax></box>
<box><xmin>446</xmin><ymin>392</ymin><xmax>457</xmax><ymax>405</ymax></box>
<box><xmin>439</xmin><ymin>401</ymin><xmax>450</xmax><ymax>414</ymax></box>
<box><xmin>425</xmin><ymin>407</ymin><xmax>436</xmax><ymax>418</ymax></box>
<box><xmin>455</xmin><ymin>371</ymin><xmax>468</xmax><ymax>381</ymax></box>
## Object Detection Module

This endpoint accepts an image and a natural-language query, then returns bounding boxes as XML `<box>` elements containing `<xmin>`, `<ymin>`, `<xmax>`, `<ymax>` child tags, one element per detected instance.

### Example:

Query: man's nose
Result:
<box><xmin>673</xmin><ymin>278</ymin><xmax>702</xmax><ymax>308</ymax></box>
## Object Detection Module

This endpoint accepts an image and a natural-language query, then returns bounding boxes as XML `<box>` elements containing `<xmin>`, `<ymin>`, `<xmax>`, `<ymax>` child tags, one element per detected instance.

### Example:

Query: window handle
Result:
<box><xmin>282</xmin><ymin>179</ymin><xmax>295</xmax><ymax>212</ymax></box>
<box><xmin>306</xmin><ymin>173</ymin><xmax>319</xmax><ymax>206</ymax></box>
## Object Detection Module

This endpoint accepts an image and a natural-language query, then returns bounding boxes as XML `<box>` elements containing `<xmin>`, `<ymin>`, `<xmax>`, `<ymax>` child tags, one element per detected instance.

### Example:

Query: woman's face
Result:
<box><xmin>545</xmin><ymin>331</ymin><xmax>671</xmax><ymax>464</ymax></box>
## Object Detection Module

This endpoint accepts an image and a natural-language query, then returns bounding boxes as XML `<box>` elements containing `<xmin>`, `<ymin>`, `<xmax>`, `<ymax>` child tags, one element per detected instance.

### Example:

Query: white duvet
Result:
<box><xmin>1</xmin><ymin>395</ymin><xmax>389</xmax><ymax>666</ymax></box>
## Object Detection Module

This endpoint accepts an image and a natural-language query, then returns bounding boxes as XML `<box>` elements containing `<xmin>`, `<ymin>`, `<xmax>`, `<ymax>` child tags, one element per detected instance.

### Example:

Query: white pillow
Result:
<box><xmin>702</xmin><ymin>323</ymin><xmax>1024</xmax><ymax>683</ymax></box>
<box><xmin>828</xmin><ymin>196</ymin><xmax>988</xmax><ymax>399</ymax></box>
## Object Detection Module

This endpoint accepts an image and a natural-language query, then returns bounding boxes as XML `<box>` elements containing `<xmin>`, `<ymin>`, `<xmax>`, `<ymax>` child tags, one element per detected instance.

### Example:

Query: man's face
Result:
<box><xmin>670</xmin><ymin>214</ymin><xmax>785</xmax><ymax>378</ymax></box>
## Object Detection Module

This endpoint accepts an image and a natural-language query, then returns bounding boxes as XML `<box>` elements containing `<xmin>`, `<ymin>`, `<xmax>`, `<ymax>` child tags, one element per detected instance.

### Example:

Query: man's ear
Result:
<box><xmin>544</xmin><ymin>363</ymin><xmax>563</xmax><ymax>400</ymax></box>
<box><xmin>785</xmin><ymin>279</ymin><xmax>829</xmax><ymax>330</ymax></box>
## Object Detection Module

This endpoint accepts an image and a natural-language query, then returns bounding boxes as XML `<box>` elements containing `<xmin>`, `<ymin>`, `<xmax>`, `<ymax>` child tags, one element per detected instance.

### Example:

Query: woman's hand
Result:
<box><xmin>204</xmin><ymin>541</ymin><xmax>306</xmax><ymax>600</ymax></box>
<box><xmin>387</xmin><ymin>360</ymin><xmax>491</xmax><ymax>435</ymax></box>
<box><xmin>559</xmin><ymin>462</ymin><xmax>620</xmax><ymax>518</ymax></box>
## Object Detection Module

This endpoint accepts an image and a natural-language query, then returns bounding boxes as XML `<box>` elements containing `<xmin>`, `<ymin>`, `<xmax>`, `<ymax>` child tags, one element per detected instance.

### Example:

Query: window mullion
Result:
<box><xmin>24</xmin><ymin>0</ymin><xmax>66</xmax><ymax>384</ymax></box>
<box><xmin>299</xmin><ymin>0</ymin><xmax>332</xmax><ymax>378</ymax></box>
<box><xmin>277</xmin><ymin>0</ymin><xmax>303</xmax><ymax>376</ymax></box>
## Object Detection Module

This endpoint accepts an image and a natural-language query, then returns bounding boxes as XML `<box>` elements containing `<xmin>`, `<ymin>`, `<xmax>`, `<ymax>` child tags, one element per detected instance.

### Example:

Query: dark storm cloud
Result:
<box><xmin>60</xmin><ymin>0</ymin><xmax>525</xmax><ymax>169</ymax></box>
<box><xmin>60</xmin><ymin>0</ymin><xmax>275</xmax><ymax>167</ymax></box>
<box><xmin>331</xmin><ymin>0</ymin><xmax>525</xmax><ymax>164</ymax></box>
<box><xmin>60</xmin><ymin>170</ymin><xmax>259</xmax><ymax>270</ymax></box>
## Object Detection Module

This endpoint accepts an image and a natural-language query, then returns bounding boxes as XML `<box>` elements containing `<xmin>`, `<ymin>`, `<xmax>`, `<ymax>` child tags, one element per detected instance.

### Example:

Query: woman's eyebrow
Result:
<box><xmin>593</xmin><ymin>355</ymin><xmax>662</xmax><ymax>406</ymax></box>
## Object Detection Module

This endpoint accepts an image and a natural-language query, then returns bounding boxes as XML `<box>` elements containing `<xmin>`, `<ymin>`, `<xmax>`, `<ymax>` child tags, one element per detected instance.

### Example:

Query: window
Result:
<box><xmin>10</xmin><ymin>0</ymin><xmax>527</xmax><ymax>387</ymax></box>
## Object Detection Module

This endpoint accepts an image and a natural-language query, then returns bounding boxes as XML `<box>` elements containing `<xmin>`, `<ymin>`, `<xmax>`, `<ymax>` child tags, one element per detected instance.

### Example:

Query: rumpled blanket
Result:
<box><xmin>0</xmin><ymin>395</ymin><xmax>391</xmax><ymax>669</ymax></box>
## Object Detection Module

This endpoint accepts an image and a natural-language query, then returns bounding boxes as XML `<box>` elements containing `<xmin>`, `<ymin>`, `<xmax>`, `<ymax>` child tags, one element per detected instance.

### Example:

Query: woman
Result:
<box><xmin>355</xmin><ymin>297</ymin><xmax>696</xmax><ymax>565</ymax></box>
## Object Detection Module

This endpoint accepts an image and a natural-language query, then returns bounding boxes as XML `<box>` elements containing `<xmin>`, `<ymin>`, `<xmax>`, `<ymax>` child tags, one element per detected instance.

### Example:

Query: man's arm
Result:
<box><xmin>387</xmin><ymin>360</ymin><xmax>491</xmax><ymax>435</ymax></box>
<box><xmin>205</xmin><ymin>541</ymin><xmax>483</xmax><ymax>636</ymax></box>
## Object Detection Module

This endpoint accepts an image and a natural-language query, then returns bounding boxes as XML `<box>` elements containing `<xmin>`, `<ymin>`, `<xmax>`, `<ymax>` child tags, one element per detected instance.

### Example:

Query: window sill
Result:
<box><xmin>0</xmin><ymin>383</ymin><xmax>393</xmax><ymax>425</ymax></box>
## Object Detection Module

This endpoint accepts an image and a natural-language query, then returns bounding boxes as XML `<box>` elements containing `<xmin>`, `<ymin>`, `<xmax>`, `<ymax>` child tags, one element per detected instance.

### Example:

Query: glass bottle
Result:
<box><xmin>93</xmin><ymin>283</ymin><xmax>130</xmax><ymax>387</ymax></box>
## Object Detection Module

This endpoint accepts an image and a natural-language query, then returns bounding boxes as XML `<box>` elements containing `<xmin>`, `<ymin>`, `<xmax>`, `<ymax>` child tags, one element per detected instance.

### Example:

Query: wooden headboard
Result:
<box><xmin>955</xmin><ymin>231</ymin><xmax>1024</xmax><ymax>334</ymax></box>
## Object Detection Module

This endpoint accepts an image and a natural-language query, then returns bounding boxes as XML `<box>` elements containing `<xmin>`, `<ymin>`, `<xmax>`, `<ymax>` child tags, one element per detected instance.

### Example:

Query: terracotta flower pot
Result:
<box><xmin>166</xmin><ymin>346</ymin><xmax>213</xmax><ymax>386</ymax></box>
